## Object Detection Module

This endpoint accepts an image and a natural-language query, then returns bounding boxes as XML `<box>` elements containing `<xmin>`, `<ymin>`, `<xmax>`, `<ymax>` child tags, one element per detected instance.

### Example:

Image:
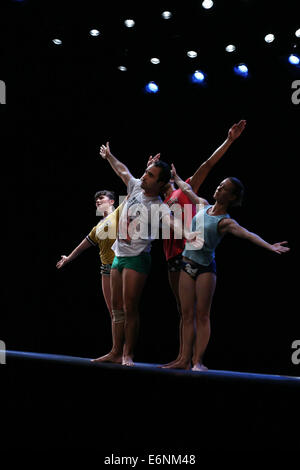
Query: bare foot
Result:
<box><xmin>91</xmin><ymin>351</ymin><xmax>122</xmax><ymax>364</ymax></box>
<box><xmin>192</xmin><ymin>363</ymin><xmax>208</xmax><ymax>372</ymax></box>
<box><xmin>163</xmin><ymin>360</ymin><xmax>191</xmax><ymax>370</ymax></box>
<box><xmin>159</xmin><ymin>356</ymin><xmax>182</xmax><ymax>368</ymax></box>
<box><xmin>122</xmin><ymin>355</ymin><xmax>134</xmax><ymax>366</ymax></box>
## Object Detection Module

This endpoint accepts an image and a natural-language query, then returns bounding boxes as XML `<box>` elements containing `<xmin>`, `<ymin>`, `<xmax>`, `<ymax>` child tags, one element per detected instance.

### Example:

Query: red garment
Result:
<box><xmin>163</xmin><ymin>178</ymin><xmax>197</xmax><ymax>261</ymax></box>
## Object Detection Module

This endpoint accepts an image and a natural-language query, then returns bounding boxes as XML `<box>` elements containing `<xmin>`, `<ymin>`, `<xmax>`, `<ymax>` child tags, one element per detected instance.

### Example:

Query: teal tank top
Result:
<box><xmin>183</xmin><ymin>205</ymin><xmax>230</xmax><ymax>266</ymax></box>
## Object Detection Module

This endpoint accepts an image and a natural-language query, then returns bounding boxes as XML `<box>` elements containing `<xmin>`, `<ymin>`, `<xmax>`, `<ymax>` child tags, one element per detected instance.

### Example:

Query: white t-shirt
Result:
<box><xmin>111</xmin><ymin>177</ymin><xmax>171</xmax><ymax>257</ymax></box>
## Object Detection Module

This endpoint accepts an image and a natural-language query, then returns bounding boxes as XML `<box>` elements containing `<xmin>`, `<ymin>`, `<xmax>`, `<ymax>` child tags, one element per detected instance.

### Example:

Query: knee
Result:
<box><xmin>196</xmin><ymin>310</ymin><xmax>210</xmax><ymax>324</ymax></box>
<box><xmin>181</xmin><ymin>308</ymin><xmax>194</xmax><ymax>323</ymax></box>
<box><xmin>124</xmin><ymin>299</ymin><xmax>138</xmax><ymax>317</ymax></box>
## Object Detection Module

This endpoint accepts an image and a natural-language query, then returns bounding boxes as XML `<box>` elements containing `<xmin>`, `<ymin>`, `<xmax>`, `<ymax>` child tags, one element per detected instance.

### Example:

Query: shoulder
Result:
<box><xmin>199</xmin><ymin>198</ymin><xmax>209</xmax><ymax>206</ymax></box>
<box><xmin>127</xmin><ymin>176</ymin><xmax>141</xmax><ymax>194</ymax></box>
<box><xmin>218</xmin><ymin>217</ymin><xmax>238</xmax><ymax>234</ymax></box>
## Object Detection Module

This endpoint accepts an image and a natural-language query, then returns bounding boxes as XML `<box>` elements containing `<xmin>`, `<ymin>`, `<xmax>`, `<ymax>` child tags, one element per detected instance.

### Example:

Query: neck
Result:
<box><xmin>103</xmin><ymin>207</ymin><xmax>114</xmax><ymax>218</ymax></box>
<box><xmin>210</xmin><ymin>201</ymin><xmax>228</xmax><ymax>215</ymax></box>
<box><xmin>143</xmin><ymin>189</ymin><xmax>159</xmax><ymax>197</ymax></box>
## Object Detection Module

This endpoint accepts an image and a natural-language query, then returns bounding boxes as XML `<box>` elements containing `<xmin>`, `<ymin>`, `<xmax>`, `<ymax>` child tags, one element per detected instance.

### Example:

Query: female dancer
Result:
<box><xmin>167</xmin><ymin>165</ymin><xmax>290</xmax><ymax>371</ymax></box>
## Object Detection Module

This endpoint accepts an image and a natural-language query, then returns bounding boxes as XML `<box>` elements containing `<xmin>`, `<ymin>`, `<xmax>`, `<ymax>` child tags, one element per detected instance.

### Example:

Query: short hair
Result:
<box><xmin>153</xmin><ymin>161</ymin><xmax>171</xmax><ymax>184</ymax></box>
<box><xmin>94</xmin><ymin>190</ymin><xmax>116</xmax><ymax>202</ymax></box>
<box><xmin>227</xmin><ymin>177</ymin><xmax>245</xmax><ymax>207</ymax></box>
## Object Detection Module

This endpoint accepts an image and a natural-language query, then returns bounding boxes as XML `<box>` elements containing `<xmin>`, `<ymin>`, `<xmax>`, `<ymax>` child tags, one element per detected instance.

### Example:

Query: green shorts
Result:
<box><xmin>111</xmin><ymin>252</ymin><xmax>151</xmax><ymax>274</ymax></box>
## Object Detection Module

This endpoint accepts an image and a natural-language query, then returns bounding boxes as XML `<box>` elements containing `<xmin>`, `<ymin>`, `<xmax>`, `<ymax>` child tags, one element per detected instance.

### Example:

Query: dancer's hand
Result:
<box><xmin>270</xmin><ymin>241</ymin><xmax>290</xmax><ymax>254</ymax></box>
<box><xmin>228</xmin><ymin>120</ymin><xmax>247</xmax><ymax>142</ymax></box>
<box><xmin>184</xmin><ymin>230</ymin><xmax>204</xmax><ymax>250</ymax></box>
<box><xmin>171</xmin><ymin>163</ymin><xmax>178</xmax><ymax>180</ymax></box>
<box><xmin>56</xmin><ymin>255</ymin><xmax>70</xmax><ymax>269</ymax></box>
<box><xmin>99</xmin><ymin>142</ymin><xmax>112</xmax><ymax>160</ymax></box>
<box><xmin>147</xmin><ymin>153</ymin><xmax>160</xmax><ymax>167</ymax></box>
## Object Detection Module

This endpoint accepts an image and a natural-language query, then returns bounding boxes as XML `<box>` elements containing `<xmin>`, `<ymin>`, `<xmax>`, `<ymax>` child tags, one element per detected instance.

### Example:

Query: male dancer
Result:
<box><xmin>56</xmin><ymin>190</ymin><xmax>125</xmax><ymax>354</ymax></box>
<box><xmin>95</xmin><ymin>142</ymin><xmax>196</xmax><ymax>366</ymax></box>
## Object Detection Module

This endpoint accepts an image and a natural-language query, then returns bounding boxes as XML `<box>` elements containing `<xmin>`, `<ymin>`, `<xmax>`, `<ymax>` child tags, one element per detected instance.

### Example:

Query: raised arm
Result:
<box><xmin>189</xmin><ymin>120</ymin><xmax>247</xmax><ymax>193</ymax></box>
<box><xmin>56</xmin><ymin>238</ymin><xmax>92</xmax><ymax>269</ymax></box>
<box><xmin>219</xmin><ymin>219</ymin><xmax>290</xmax><ymax>254</ymax></box>
<box><xmin>171</xmin><ymin>163</ymin><xmax>208</xmax><ymax>206</ymax></box>
<box><xmin>99</xmin><ymin>141</ymin><xmax>133</xmax><ymax>187</ymax></box>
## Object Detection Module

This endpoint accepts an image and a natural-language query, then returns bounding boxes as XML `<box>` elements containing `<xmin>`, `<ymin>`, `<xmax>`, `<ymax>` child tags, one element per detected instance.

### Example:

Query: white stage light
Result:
<box><xmin>124</xmin><ymin>19</ymin><xmax>135</xmax><ymax>28</ymax></box>
<box><xmin>264</xmin><ymin>33</ymin><xmax>275</xmax><ymax>43</ymax></box>
<box><xmin>225</xmin><ymin>44</ymin><xmax>236</xmax><ymax>52</ymax></box>
<box><xmin>187</xmin><ymin>51</ymin><xmax>197</xmax><ymax>58</ymax></box>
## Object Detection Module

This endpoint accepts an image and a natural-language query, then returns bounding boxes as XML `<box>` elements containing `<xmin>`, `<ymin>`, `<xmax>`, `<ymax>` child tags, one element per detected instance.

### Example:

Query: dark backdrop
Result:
<box><xmin>1</xmin><ymin>0</ymin><xmax>298</xmax><ymax>375</ymax></box>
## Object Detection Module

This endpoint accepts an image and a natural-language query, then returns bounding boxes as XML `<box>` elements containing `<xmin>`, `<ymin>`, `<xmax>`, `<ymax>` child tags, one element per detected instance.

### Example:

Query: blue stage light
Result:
<box><xmin>234</xmin><ymin>63</ymin><xmax>249</xmax><ymax>77</ymax></box>
<box><xmin>145</xmin><ymin>81</ymin><xmax>159</xmax><ymax>93</ymax></box>
<box><xmin>288</xmin><ymin>54</ymin><xmax>300</xmax><ymax>65</ymax></box>
<box><xmin>192</xmin><ymin>70</ymin><xmax>205</xmax><ymax>83</ymax></box>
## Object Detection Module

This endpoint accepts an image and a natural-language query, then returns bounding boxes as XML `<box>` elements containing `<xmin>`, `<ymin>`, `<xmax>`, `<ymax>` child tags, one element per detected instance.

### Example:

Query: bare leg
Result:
<box><xmin>161</xmin><ymin>270</ymin><xmax>183</xmax><ymax>367</ymax></box>
<box><xmin>101</xmin><ymin>273</ymin><xmax>112</xmax><ymax>317</ymax></box>
<box><xmin>122</xmin><ymin>268</ymin><xmax>148</xmax><ymax>366</ymax></box>
<box><xmin>163</xmin><ymin>270</ymin><xmax>196</xmax><ymax>369</ymax></box>
<box><xmin>92</xmin><ymin>268</ymin><xmax>124</xmax><ymax>363</ymax></box>
<box><xmin>192</xmin><ymin>273</ymin><xmax>216</xmax><ymax>371</ymax></box>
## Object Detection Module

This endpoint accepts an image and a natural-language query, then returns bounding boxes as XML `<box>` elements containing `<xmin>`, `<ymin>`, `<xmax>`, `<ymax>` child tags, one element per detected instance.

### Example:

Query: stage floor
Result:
<box><xmin>3</xmin><ymin>349</ymin><xmax>300</xmax><ymax>450</ymax></box>
<box><xmin>4</xmin><ymin>349</ymin><xmax>300</xmax><ymax>385</ymax></box>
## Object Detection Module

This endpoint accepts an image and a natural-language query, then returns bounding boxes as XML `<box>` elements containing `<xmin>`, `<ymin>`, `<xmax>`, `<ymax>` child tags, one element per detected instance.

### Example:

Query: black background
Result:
<box><xmin>1</xmin><ymin>0</ymin><xmax>299</xmax><ymax>376</ymax></box>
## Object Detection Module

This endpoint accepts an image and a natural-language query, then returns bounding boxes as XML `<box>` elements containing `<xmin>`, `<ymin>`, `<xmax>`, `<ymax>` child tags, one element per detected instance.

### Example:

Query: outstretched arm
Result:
<box><xmin>171</xmin><ymin>163</ymin><xmax>208</xmax><ymax>206</ymax></box>
<box><xmin>56</xmin><ymin>238</ymin><xmax>92</xmax><ymax>269</ymax></box>
<box><xmin>189</xmin><ymin>120</ymin><xmax>247</xmax><ymax>193</ymax></box>
<box><xmin>99</xmin><ymin>142</ymin><xmax>133</xmax><ymax>187</ymax></box>
<box><xmin>219</xmin><ymin>219</ymin><xmax>290</xmax><ymax>254</ymax></box>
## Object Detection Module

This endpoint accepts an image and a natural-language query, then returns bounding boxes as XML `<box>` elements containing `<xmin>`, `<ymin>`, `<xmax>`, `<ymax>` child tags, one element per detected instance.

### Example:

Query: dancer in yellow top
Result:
<box><xmin>56</xmin><ymin>190</ymin><xmax>124</xmax><ymax>355</ymax></box>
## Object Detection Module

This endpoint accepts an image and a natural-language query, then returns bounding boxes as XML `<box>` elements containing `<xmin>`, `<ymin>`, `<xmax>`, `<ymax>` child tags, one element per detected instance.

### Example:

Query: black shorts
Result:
<box><xmin>181</xmin><ymin>258</ymin><xmax>217</xmax><ymax>280</ymax></box>
<box><xmin>100</xmin><ymin>263</ymin><xmax>112</xmax><ymax>276</ymax></box>
<box><xmin>167</xmin><ymin>254</ymin><xmax>183</xmax><ymax>273</ymax></box>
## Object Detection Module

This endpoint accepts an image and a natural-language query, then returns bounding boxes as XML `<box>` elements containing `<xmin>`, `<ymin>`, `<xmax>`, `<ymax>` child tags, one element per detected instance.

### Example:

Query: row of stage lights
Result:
<box><xmin>48</xmin><ymin>7</ymin><xmax>300</xmax><ymax>93</ymax></box>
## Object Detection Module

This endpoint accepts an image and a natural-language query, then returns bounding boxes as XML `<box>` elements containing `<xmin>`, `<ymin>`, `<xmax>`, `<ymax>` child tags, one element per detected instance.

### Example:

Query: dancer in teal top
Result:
<box><xmin>183</xmin><ymin>204</ymin><xmax>230</xmax><ymax>267</ymax></box>
<box><xmin>164</xmin><ymin>165</ymin><xmax>290</xmax><ymax>371</ymax></box>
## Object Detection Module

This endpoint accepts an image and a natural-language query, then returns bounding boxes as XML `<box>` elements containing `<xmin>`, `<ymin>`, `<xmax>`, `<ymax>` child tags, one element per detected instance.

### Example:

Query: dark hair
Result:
<box><xmin>153</xmin><ymin>161</ymin><xmax>171</xmax><ymax>184</ymax></box>
<box><xmin>94</xmin><ymin>190</ymin><xmax>116</xmax><ymax>202</ymax></box>
<box><xmin>227</xmin><ymin>177</ymin><xmax>245</xmax><ymax>207</ymax></box>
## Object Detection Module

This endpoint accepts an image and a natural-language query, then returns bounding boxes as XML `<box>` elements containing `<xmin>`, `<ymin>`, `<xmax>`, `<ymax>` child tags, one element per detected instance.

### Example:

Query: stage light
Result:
<box><xmin>234</xmin><ymin>63</ymin><xmax>249</xmax><ymax>77</ymax></box>
<box><xmin>145</xmin><ymin>81</ymin><xmax>159</xmax><ymax>93</ymax></box>
<box><xmin>124</xmin><ymin>19</ymin><xmax>135</xmax><ymax>28</ymax></box>
<box><xmin>150</xmin><ymin>58</ymin><xmax>160</xmax><ymax>64</ymax></box>
<box><xmin>162</xmin><ymin>11</ymin><xmax>172</xmax><ymax>19</ymax></box>
<box><xmin>52</xmin><ymin>39</ymin><xmax>62</xmax><ymax>45</ymax></box>
<box><xmin>288</xmin><ymin>54</ymin><xmax>300</xmax><ymax>65</ymax></box>
<box><xmin>225</xmin><ymin>44</ymin><xmax>236</xmax><ymax>53</ymax></box>
<box><xmin>202</xmin><ymin>0</ymin><xmax>214</xmax><ymax>9</ymax></box>
<box><xmin>192</xmin><ymin>70</ymin><xmax>205</xmax><ymax>83</ymax></box>
<box><xmin>264</xmin><ymin>33</ymin><xmax>275</xmax><ymax>43</ymax></box>
<box><xmin>118</xmin><ymin>66</ymin><xmax>127</xmax><ymax>71</ymax></box>
<box><xmin>187</xmin><ymin>51</ymin><xmax>197</xmax><ymax>58</ymax></box>
<box><xmin>89</xmin><ymin>29</ymin><xmax>100</xmax><ymax>37</ymax></box>
<box><xmin>295</xmin><ymin>29</ymin><xmax>300</xmax><ymax>38</ymax></box>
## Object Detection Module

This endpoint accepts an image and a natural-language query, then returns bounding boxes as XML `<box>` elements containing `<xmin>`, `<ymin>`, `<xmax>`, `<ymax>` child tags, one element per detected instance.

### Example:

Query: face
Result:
<box><xmin>95</xmin><ymin>194</ymin><xmax>114</xmax><ymax>213</ymax></box>
<box><xmin>140</xmin><ymin>165</ymin><xmax>165</xmax><ymax>193</ymax></box>
<box><xmin>213</xmin><ymin>178</ymin><xmax>236</xmax><ymax>205</ymax></box>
